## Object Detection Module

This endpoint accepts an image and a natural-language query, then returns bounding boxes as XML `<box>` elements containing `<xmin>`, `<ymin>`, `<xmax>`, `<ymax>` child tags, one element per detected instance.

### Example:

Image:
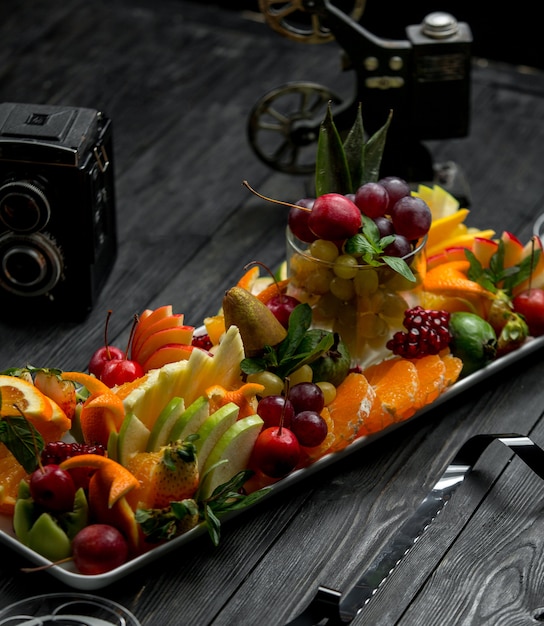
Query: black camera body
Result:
<box><xmin>0</xmin><ymin>102</ymin><xmax>117</xmax><ymax>322</ymax></box>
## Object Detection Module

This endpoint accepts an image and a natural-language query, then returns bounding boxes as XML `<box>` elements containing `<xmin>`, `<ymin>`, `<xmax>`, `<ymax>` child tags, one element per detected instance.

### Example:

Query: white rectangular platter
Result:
<box><xmin>1</xmin><ymin>334</ymin><xmax>543</xmax><ymax>590</ymax></box>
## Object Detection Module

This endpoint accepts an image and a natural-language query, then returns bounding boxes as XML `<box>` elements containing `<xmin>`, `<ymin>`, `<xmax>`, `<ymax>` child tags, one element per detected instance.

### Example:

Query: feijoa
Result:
<box><xmin>298</xmin><ymin>329</ymin><xmax>351</xmax><ymax>386</ymax></box>
<box><xmin>449</xmin><ymin>312</ymin><xmax>497</xmax><ymax>377</ymax></box>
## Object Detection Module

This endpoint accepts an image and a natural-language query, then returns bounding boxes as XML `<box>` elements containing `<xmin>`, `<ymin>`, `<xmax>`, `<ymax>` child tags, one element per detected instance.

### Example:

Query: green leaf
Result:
<box><xmin>277</xmin><ymin>303</ymin><xmax>313</xmax><ymax>362</ymax></box>
<box><xmin>342</xmin><ymin>103</ymin><xmax>365</xmax><ymax>192</ymax></box>
<box><xmin>382</xmin><ymin>256</ymin><xmax>416</xmax><ymax>282</ymax></box>
<box><xmin>315</xmin><ymin>102</ymin><xmax>351</xmax><ymax>196</ymax></box>
<box><xmin>0</xmin><ymin>415</ymin><xmax>43</xmax><ymax>473</ymax></box>
<box><xmin>276</xmin><ymin>332</ymin><xmax>334</xmax><ymax>379</ymax></box>
<box><xmin>362</xmin><ymin>110</ymin><xmax>393</xmax><ymax>183</ymax></box>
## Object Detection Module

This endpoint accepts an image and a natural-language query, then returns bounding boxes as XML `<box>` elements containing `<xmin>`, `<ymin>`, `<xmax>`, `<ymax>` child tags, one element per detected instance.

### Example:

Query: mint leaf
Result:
<box><xmin>382</xmin><ymin>256</ymin><xmax>416</xmax><ymax>282</ymax></box>
<box><xmin>0</xmin><ymin>414</ymin><xmax>43</xmax><ymax>473</ymax></box>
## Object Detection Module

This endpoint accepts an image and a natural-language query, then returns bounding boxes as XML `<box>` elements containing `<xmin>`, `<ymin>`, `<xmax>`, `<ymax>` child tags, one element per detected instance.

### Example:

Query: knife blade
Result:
<box><xmin>286</xmin><ymin>433</ymin><xmax>544</xmax><ymax>626</ymax></box>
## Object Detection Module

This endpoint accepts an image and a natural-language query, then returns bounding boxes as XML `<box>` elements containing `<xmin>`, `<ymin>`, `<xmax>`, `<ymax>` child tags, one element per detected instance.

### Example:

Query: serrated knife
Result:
<box><xmin>286</xmin><ymin>433</ymin><xmax>544</xmax><ymax>625</ymax></box>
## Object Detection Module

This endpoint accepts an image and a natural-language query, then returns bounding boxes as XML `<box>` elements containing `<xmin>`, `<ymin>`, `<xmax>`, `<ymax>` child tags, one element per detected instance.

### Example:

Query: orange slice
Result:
<box><xmin>60</xmin><ymin>454</ymin><xmax>139</xmax><ymax>508</ymax></box>
<box><xmin>237</xmin><ymin>266</ymin><xmax>260</xmax><ymax>291</ymax></box>
<box><xmin>363</xmin><ymin>358</ymin><xmax>420</xmax><ymax>422</ymax></box>
<box><xmin>0</xmin><ymin>375</ymin><xmax>70</xmax><ymax>441</ymax></box>
<box><xmin>61</xmin><ymin>454</ymin><xmax>141</xmax><ymax>553</ymax></box>
<box><xmin>204</xmin><ymin>315</ymin><xmax>226</xmax><ymax>346</ymax></box>
<box><xmin>61</xmin><ymin>371</ymin><xmax>112</xmax><ymax>396</ymax></box>
<box><xmin>327</xmin><ymin>373</ymin><xmax>376</xmax><ymax>452</ymax></box>
<box><xmin>255</xmin><ymin>279</ymin><xmax>291</xmax><ymax>305</ymax></box>
<box><xmin>205</xmin><ymin>382</ymin><xmax>264</xmax><ymax>419</ymax></box>
<box><xmin>78</xmin><ymin>392</ymin><xmax>126</xmax><ymax>447</ymax></box>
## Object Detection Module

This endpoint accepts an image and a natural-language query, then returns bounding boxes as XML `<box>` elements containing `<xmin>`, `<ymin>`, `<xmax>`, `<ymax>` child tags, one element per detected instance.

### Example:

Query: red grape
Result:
<box><xmin>390</xmin><ymin>196</ymin><xmax>431</xmax><ymax>240</ymax></box>
<box><xmin>257</xmin><ymin>395</ymin><xmax>295</xmax><ymax>429</ymax></box>
<box><xmin>288</xmin><ymin>382</ymin><xmax>325</xmax><ymax>414</ymax></box>
<box><xmin>378</xmin><ymin>176</ymin><xmax>411</xmax><ymax>212</ymax></box>
<box><xmin>383</xmin><ymin>234</ymin><xmax>412</xmax><ymax>258</ymax></box>
<box><xmin>373</xmin><ymin>216</ymin><xmax>395</xmax><ymax>238</ymax></box>
<box><xmin>290</xmin><ymin>410</ymin><xmax>328</xmax><ymax>447</ymax></box>
<box><xmin>354</xmin><ymin>182</ymin><xmax>389</xmax><ymax>218</ymax></box>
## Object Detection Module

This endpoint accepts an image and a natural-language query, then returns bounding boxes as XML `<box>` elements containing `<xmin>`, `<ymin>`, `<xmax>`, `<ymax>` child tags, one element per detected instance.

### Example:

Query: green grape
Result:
<box><xmin>333</xmin><ymin>254</ymin><xmax>359</xmax><ymax>279</ymax></box>
<box><xmin>330</xmin><ymin>276</ymin><xmax>355</xmax><ymax>301</ymax></box>
<box><xmin>247</xmin><ymin>371</ymin><xmax>284</xmax><ymax>397</ymax></box>
<box><xmin>310</xmin><ymin>239</ymin><xmax>339</xmax><ymax>263</ymax></box>
<box><xmin>316</xmin><ymin>381</ymin><xmax>337</xmax><ymax>405</ymax></box>
<box><xmin>354</xmin><ymin>269</ymin><xmax>379</xmax><ymax>295</ymax></box>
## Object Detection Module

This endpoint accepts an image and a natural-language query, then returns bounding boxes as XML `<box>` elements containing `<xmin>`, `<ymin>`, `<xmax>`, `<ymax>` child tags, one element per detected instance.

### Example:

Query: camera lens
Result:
<box><xmin>0</xmin><ymin>232</ymin><xmax>63</xmax><ymax>297</ymax></box>
<box><xmin>0</xmin><ymin>180</ymin><xmax>51</xmax><ymax>232</ymax></box>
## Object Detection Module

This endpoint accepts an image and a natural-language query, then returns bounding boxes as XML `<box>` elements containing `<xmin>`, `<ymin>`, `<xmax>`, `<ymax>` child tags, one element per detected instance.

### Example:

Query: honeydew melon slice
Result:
<box><xmin>146</xmin><ymin>396</ymin><xmax>185</xmax><ymax>452</ymax></box>
<box><xmin>199</xmin><ymin>413</ymin><xmax>264</xmax><ymax>499</ymax></box>
<box><xmin>193</xmin><ymin>402</ymin><xmax>239</xmax><ymax>471</ymax></box>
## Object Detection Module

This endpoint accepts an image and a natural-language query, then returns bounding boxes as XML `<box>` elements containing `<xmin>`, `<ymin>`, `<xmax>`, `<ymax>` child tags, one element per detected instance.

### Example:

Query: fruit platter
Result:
<box><xmin>1</xmin><ymin>107</ymin><xmax>544</xmax><ymax>590</ymax></box>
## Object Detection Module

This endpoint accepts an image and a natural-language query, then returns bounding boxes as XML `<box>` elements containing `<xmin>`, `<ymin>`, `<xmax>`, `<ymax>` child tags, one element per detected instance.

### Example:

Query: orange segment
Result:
<box><xmin>124</xmin><ymin>451</ymin><xmax>158</xmax><ymax>510</ymax></box>
<box><xmin>441</xmin><ymin>351</ymin><xmax>464</xmax><ymax>386</ymax></box>
<box><xmin>204</xmin><ymin>315</ymin><xmax>226</xmax><ymax>346</ymax></box>
<box><xmin>113</xmin><ymin>374</ymin><xmax>151</xmax><ymax>401</ymax></box>
<box><xmin>409</xmin><ymin>355</ymin><xmax>446</xmax><ymax>410</ymax></box>
<box><xmin>78</xmin><ymin>392</ymin><xmax>126</xmax><ymax>447</ymax></box>
<box><xmin>0</xmin><ymin>443</ymin><xmax>29</xmax><ymax>515</ymax></box>
<box><xmin>363</xmin><ymin>358</ymin><xmax>419</xmax><ymax>422</ymax></box>
<box><xmin>327</xmin><ymin>373</ymin><xmax>376</xmax><ymax>452</ymax></box>
<box><xmin>205</xmin><ymin>382</ymin><xmax>264</xmax><ymax>419</ymax></box>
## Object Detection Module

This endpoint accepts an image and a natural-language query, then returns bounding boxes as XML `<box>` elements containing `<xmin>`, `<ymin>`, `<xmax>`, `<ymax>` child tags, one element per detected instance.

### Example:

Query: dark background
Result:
<box><xmin>206</xmin><ymin>1</ymin><xmax>543</xmax><ymax>70</ymax></box>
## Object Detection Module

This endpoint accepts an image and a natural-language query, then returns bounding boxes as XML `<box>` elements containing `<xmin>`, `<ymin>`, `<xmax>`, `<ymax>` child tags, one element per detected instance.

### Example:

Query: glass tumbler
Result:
<box><xmin>286</xmin><ymin>227</ymin><xmax>427</xmax><ymax>369</ymax></box>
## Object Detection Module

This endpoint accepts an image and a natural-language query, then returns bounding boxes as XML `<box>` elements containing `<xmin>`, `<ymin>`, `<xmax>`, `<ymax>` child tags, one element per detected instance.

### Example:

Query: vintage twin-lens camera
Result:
<box><xmin>0</xmin><ymin>102</ymin><xmax>117</xmax><ymax>321</ymax></box>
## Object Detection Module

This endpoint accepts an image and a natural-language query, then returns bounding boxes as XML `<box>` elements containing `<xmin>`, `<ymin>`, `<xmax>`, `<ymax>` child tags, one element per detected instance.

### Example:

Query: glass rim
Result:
<box><xmin>286</xmin><ymin>226</ymin><xmax>427</xmax><ymax>270</ymax></box>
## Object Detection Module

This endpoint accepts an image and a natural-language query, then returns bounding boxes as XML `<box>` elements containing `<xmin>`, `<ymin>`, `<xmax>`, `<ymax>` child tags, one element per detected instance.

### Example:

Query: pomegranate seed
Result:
<box><xmin>387</xmin><ymin>306</ymin><xmax>452</xmax><ymax>358</ymax></box>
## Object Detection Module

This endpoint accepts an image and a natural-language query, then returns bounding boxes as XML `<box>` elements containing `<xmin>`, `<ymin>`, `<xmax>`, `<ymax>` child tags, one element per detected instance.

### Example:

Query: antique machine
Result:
<box><xmin>247</xmin><ymin>0</ymin><xmax>472</xmax><ymax>200</ymax></box>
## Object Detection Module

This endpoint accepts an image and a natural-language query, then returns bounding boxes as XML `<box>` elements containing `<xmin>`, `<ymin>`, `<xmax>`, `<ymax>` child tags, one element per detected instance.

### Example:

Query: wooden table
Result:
<box><xmin>1</xmin><ymin>1</ymin><xmax>544</xmax><ymax>623</ymax></box>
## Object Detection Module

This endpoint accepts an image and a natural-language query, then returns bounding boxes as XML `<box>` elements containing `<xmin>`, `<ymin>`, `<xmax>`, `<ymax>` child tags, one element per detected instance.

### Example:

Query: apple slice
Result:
<box><xmin>444</xmin><ymin>246</ymin><xmax>469</xmax><ymax>263</ymax></box>
<box><xmin>514</xmin><ymin>235</ymin><xmax>544</xmax><ymax>294</ymax></box>
<box><xmin>500</xmin><ymin>231</ymin><xmax>524</xmax><ymax>267</ymax></box>
<box><xmin>131</xmin><ymin>313</ymin><xmax>186</xmax><ymax>358</ymax></box>
<box><xmin>471</xmin><ymin>237</ymin><xmax>499</xmax><ymax>267</ymax></box>
<box><xmin>117</xmin><ymin>411</ymin><xmax>151</xmax><ymax>466</ymax></box>
<box><xmin>193</xmin><ymin>402</ymin><xmax>239</xmax><ymax>471</ymax></box>
<box><xmin>199</xmin><ymin>414</ymin><xmax>264</xmax><ymax>499</ymax></box>
<box><xmin>141</xmin><ymin>344</ymin><xmax>196</xmax><ymax>373</ymax></box>
<box><xmin>168</xmin><ymin>394</ymin><xmax>210</xmax><ymax>443</ymax></box>
<box><xmin>132</xmin><ymin>305</ymin><xmax>173</xmax><ymax>354</ymax></box>
<box><xmin>146</xmin><ymin>396</ymin><xmax>185</xmax><ymax>452</ymax></box>
<box><xmin>134</xmin><ymin>326</ymin><xmax>194</xmax><ymax>365</ymax></box>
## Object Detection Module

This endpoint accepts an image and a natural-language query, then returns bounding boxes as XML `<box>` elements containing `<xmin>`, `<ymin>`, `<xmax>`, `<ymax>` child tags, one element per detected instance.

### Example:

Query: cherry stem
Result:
<box><xmin>21</xmin><ymin>556</ymin><xmax>73</xmax><ymax>573</ymax></box>
<box><xmin>244</xmin><ymin>260</ymin><xmax>285</xmax><ymax>302</ymax></box>
<box><xmin>279</xmin><ymin>377</ymin><xmax>291</xmax><ymax>437</ymax></box>
<box><xmin>242</xmin><ymin>180</ymin><xmax>311</xmax><ymax>212</ymax></box>
<box><xmin>104</xmin><ymin>310</ymin><xmax>114</xmax><ymax>360</ymax></box>
<box><xmin>125</xmin><ymin>314</ymin><xmax>139</xmax><ymax>359</ymax></box>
